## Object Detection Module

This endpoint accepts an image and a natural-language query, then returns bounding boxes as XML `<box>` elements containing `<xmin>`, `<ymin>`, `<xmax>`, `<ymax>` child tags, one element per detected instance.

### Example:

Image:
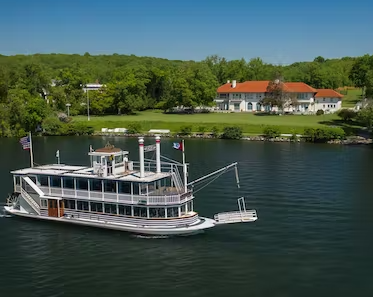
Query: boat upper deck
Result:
<box><xmin>11</xmin><ymin>164</ymin><xmax>172</xmax><ymax>183</ymax></box>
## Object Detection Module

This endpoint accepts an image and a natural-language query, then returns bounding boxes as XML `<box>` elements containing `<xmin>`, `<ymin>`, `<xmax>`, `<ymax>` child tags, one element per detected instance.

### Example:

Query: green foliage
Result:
<box><xmin>180</xmin><ymin>125</ymin><xmax>192</xmax><ymax>135</ymax></box>
<box><xmin>127</xmin><ymin>122</ymin><xmax>142</xmax><ymax>134</ymax></box>
<box><xmin>316</xmin><ymin>109</ymin><xmax>324</xmax><ymax>116</ymax></box>
<box><xmin>211</xmin><ymin>126</ymin><xmax>220</xmax><ymax>137</ymax></box>
<box><xmin>197</xmin><ymin>125</ymin><xmax>206</xmax><ymax>134</ymax></box>
<box><xmin>303</xmin><ymin>127</ymin><xmax>345</xmax><ymax>143</ymax></box>
<box><xmin>0</xmin><ymin>52</ymin><xmax>370</xmax><ymax>137</ymax></box>
<box><xmin>337</xmin><ymin>109</ymin><xmax>357</xmax><ymax>122</ymax></box>
<box><xmin>356</xmin><ymin>105</ymin><xmax>373</xmax><ymax>131</ymax></box>
<box><xmin>42</xmin><ymin>117</ymin><xmax>94</xmax><ymax>136</ymax></box>
<box><xmin>262</xmin><ymin>126</ymin><xmax>281</xmax><ymax>138</ymax></box>
<box><xmin>221</xmin><ymin>126</ymin><xmax>243</xmax><ymax>139</ymax></box>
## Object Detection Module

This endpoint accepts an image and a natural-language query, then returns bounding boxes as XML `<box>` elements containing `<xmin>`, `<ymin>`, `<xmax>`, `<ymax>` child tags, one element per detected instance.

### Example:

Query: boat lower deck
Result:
<box><xmin>3</xmin><ymin>206</ymin><xmax>216</xmax><ymax>236</ymax></box>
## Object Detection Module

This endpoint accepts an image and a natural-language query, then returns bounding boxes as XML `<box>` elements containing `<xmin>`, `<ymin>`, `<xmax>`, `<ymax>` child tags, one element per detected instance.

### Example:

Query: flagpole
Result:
<box><xmin>182</xmin><ymin>139</ymin><xmax>187</xmax><ymax>193</ymax></box>
<box><xmin>29</xmin><ymin>131</ymin><xmax>34</xmax><ymax>168</ymax></box>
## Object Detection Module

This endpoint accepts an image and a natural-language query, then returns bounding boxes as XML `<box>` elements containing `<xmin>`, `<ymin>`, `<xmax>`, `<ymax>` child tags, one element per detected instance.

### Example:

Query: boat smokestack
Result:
<box><xmin>138</xmin><ymin>137</ymin><xmax>145</xmax><ymax>178</ymax></box>
<box><xmin>155</xmin><ymin>135</ymin><xmax>161</xmax><ymax>173</ymax></box>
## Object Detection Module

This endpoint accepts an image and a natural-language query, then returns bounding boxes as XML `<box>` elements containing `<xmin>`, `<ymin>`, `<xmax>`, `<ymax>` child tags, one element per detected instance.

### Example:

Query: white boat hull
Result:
<box><xmin>3</xmin><ymin>206</ymin><xmax>216</xmax><ymax>236</ymax></box>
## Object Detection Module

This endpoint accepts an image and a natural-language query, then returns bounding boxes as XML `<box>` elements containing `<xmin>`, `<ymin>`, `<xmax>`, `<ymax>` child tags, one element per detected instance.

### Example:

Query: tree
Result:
<box><xmin>260</xmin><ymin>78</ymin><xmax>297</xmax><ymax>113</ymax></box>
<box><xmin>357</xmin><ymin>105</ymin><xmax>373</xmax><ymax>131</ymax></box>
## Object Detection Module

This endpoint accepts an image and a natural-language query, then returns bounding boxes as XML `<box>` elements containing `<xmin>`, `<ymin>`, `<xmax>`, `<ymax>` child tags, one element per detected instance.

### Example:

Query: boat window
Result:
<box><xmin>140</xmin><ymin>184</ymin><xmax>147</xmax><ymax>195</ymax></box>
<box><xmin>115</xmin><ymin>155</ymin><xmax>123</xmax><ymax>164</ymax></box>
<box><xmin>40</xmin><ymin>199</ymin><xmax>48</xmax><ymax>208</ymax></box>
<box><xmin>133</xmin><ymin>207</ymin><xmax>147</xmax><ymax>218</ymax></box>
<box><xmin>133</xmin><ymin>183</ymin><xmax>139</xmax><ymax>195</ymax></box>
<box><xmin>149</xmin><ymin>208</ymin><xmax>165</xmax><ymax>218</ymax></box>
<box><xmin>188</xmin><ymin>201</ymin><xmax>193</xmax><ymax>212</ymax></box>
<box><xmin>90</xmin><ymin>202</ymin><xmax>103</xmax><ymax>213</ymax></box>
<box><xmin>14</xmin><ymin>176</ymin><xmax>20</xmax><ymax>185</ymax></box>
<box><xmin>167</xmin><ymin>207</ymin><xmax>179</xmax><ymax>218</ymax></box>
<box><xmin>38</xmin><ymin>175</ymin><xmax>49</xmax><ymax>187</ymax></box>
<box><xmin>180</xmin><ymin>204</ymin><xmax>186</xmax><ymax>216</ymax></box>
<box><xmin>51</xmin><ymin>176</ymin><xmax>61</xmax><ymax>187</ymax></box>
<box><xmin>76</xmin><ymin>178</ymin><xmax>88</xmax><ymax>190</ymax></box>
<box><xmin>104</xmin><ymin>180</ymin><xmax>116</xmax><ymax>193</ymax></box>
<box><xmin>29</xmin><ymin>176</ymin><xmax>37</xmax><ymax>184</ymax></box>
<box><xmin>64</xmin><ymin>199</ymin><xmax>76</xmax><ymax>210</ymax></box>
<box><xmin>77</xmin><ymin>201</ymin><xmax>89</xmax><ymax>211</ymax></box>
<box><xmin>104</xmin><ymin>203</ymin><xmax>117</xmax><ymax>214</ymax></box>
<box><xmin>118</xmin><ymin>182</ymin><xmax>131</xmax><ymax>194</ymax></box>
<box><xmin>90</xmin><ymin>179</ymin><xmax>102</xmax><ymax>192</ymax></box>
<box><xmin>63</xmin><ymin>177</ymin><xmax>74</xmax><ymax>189</ymax></box>
<box><xmin>118</xmin><ymin>205</ymin><xmax>132</xmax><ymax>216</ymax></box>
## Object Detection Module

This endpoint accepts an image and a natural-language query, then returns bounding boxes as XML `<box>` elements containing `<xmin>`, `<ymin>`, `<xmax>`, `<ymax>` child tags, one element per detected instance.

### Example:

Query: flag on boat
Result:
<box><xmin>56</xmin><ymin>150</ymin><xmax>60</xmax><ymax>158</ymax></box>
<box><xmin>19</xmin><ymin>136</ymin><xmax>30</xmax><ymax>150</ymax></box>
<box><xmin>89</xmin><ymin>145</ymin><xmax>94</xmax><ymax>152</ymax></box>
<box><xmin>173</xmin><ymin>142</ymin><xmax>183</xmax><ymax>151</ymax></box>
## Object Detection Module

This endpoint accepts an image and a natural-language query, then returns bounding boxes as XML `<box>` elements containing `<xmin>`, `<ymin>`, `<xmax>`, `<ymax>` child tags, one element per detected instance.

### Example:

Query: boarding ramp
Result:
<box><xmin>213</xmin><ymin>197</ymin><xmax>257</xmax><ymax>225</ymax></box>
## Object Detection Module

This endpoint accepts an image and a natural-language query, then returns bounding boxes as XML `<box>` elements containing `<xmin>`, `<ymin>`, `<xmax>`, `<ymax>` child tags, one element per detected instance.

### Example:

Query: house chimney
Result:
<box><xmin>155</xmin><ymin>135</ymin><xmax>161</xmax><ymax>173</ymax></box>
<box><xmin>227</xmin><ymin>80</ymin><xmax>230</xmax><ymax>84</ymax></box>
<box><xmin>232</xmin><ymin>80</ymin><xmax>237</xmax><ymax>88</ymax></box>
<box><xmin>138</xmin><ymin>137</ymin><xmax>145</xmax><ymax>178</ymax></box>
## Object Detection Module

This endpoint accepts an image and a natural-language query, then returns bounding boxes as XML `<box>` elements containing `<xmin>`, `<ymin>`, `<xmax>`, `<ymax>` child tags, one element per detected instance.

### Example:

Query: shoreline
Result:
<box><xmin>93</xmin><ymin>132</ymin><xmax>373</xmax><ymax>145</ymax></box>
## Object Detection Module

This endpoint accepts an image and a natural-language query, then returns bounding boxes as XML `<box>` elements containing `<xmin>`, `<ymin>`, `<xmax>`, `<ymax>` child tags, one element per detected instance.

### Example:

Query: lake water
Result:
<box><xmin>0</xmin><ymin>136</ymin><xmax>372</xmax><ymax>297</ymax></box>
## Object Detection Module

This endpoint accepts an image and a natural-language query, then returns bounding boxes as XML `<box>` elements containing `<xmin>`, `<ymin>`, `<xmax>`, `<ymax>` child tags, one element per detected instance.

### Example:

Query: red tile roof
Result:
<box><xmin>315</xmin><ymin>89</ymin><xmax>344</xmax><ymax>98</ymax></box>
<box><xmin>217</xmin><ymin>81</ymin><xmax>317</xmax><ymax>93</ymax></box>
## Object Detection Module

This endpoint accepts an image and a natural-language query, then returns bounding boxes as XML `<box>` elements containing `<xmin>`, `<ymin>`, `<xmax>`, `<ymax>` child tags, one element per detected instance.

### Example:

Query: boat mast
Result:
<box><xmin>182</xmin><ymin>139</ymin><xmax>187</xmax><ymax>193</ymax></box>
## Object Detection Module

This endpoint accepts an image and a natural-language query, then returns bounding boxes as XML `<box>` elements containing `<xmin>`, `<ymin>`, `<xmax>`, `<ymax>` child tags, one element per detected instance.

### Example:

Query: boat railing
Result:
<box><xmin>38</xmin><ymin>186</ymin><xmax>192</xmax><ymax>205</ymax></box>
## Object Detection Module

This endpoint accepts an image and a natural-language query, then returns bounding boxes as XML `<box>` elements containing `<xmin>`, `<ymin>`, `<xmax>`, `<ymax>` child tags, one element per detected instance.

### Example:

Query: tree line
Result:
<box><xmin>0</xmin><ymin>52</ymin><xmax>372</xmax><ymax>137</ymax></box>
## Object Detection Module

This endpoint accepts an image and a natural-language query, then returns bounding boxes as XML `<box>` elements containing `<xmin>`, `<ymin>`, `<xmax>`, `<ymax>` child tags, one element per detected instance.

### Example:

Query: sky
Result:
<box><xmin>0</xmin><ymin>0</ymin><xmax>372</xmax><ymax>64</ymax></box>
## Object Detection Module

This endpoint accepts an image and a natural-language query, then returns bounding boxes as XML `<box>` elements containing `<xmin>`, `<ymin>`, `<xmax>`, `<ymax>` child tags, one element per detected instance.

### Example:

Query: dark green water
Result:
<box><xmin>0</xmin><ymin>136</ymin><xmax>372</xmax><ymax>297</ymax></box>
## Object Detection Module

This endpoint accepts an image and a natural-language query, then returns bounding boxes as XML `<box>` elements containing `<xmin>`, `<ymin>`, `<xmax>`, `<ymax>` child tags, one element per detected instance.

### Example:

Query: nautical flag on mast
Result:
<box><xmin>56</xmin><ymin>150</ymin><xmax>60</xmax><ymax>158</ymax></box>
<box><xmin>173</xmin><ymin>142</ymin><xmax>183</xmax><ymax>151</ymax></box>
<box><xmin>19</xmin><ymin>136</ymin><xmax>30</xmax><ymax>150</ymax></box>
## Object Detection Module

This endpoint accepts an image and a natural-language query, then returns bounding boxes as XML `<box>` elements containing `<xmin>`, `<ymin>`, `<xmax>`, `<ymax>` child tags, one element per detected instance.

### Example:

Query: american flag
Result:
<box><xmin>19</xmin><ymin>136</ymin><xmax>30</xmax><ymax>150</ymax></box>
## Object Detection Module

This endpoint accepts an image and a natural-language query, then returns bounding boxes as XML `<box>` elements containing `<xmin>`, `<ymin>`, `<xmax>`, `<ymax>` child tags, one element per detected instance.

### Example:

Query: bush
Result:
<box><xmin>262</xmin><ymin>126</ymin><xmax>281</xmax><ymax>138</ymax></box>
<box><xmin>337</xmin><ymin>109</ymin><xmax>356</xmax><ymax>122</ymax></box>
<box><xmin>180</xmin><ymin>125</ymin><xmax>192</xmax><ymax>135</ymax></box>
<box><xmin>304</xmin><ymin>127</ymin><xmax>345</xmax><ymax>143</ymax></box>
<box><xmin>316</xmin><ymin>109</ymin><xmax>324</xmax><ymax>116</ymax></box>
<box><xmin>42</xmin><ymin>117</ymin><xmax>63</xmax><ymax>135</ymax></box>
<box><xmin>221</xmin><ymin>126</ymin><xmax>243</xmax><ymax>139</ymax></box>
<box><xmin>211</xmin><ymin>126</ymin><xmax>220</xmax><ymax>137</ymax></box>
<box><xmin>127</xmin><ymin>122</ymin><xmax>142</xmax><ymax>134</ymax></box>
<box><xmin>289</xmin><ymin>129</ymin><xmax>298</xmax><ymax>141</ymax></box>
<box><xmin>197</xmin><ymin>125</ymin><xmax>206</xmax><ymax>134</ymax></box>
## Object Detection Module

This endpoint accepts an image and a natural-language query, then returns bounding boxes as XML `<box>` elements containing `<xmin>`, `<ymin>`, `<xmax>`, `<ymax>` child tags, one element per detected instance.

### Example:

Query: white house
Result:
<box><xmin>314</xmin><ymin>89</ymin><xmax>343</xmax><ymax>113</ymax></box>
<box><xmin>215</xmin><ymin>80</ymin><xmax>343</xmax><ymax>113</ymax></box>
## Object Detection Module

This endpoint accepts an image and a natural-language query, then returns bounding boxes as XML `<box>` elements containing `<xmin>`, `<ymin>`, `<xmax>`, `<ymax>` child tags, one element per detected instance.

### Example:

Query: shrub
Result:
<box><xmin>337</xmin><ymin>109</ymin><xmax>356</xmax><ymax>122</ymax></box>
<box><xmin>180</xmin><ymin>125</ymin><xmax>192</xmax><ymax>135</ymax></box>
<box><xmin>262</xmin><ymin>126</ymin><xmax>281</xmax><ymax>138</ymax></box>
<box><xmin>127</xmin><ymin>122</ymin><xmax>142</xmax><ymax>134</ymax></box>
<box><xmin>211</xmin><ymin>126</ymin><xmax>220</xmax><ymax>137</ymax></box>
<box><xmin>289</xmin><ymin>129</ymin><xmax>298</xmax><ymax>141</ymax></box>
<box><xmin>42</xmin><ymin>117</ymin><xmax>63</xmax><ymax>135</ymax></box>
<box><xmin>197</xmin><ymin>125</ymin><xmax>206</xmax><ymax>134</ymax></box>
<box><xmin>316</xmin><ymin>109</ymin><xmax>324</xmax><ymax>116</ymax></box>
<box><xmin>304</xmin><ymin>127</ymin><xmax>345</xmax><ymax>143</ymax></box>
<box><xmin>221</xmin><ymin>126</ymin><xmax>243</xmax><ymax>139</ymax></box>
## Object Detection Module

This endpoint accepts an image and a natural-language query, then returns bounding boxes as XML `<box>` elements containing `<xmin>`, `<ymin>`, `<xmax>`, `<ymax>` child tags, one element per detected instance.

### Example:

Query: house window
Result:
<box><xmin>219</xmin><ymin>94</ymin><xmax>227</xmax><ymax>99</ymax></box>
<box><xmin>256</xmin><ymin>103</ymin><xmax>262</xmax><ymax>111</ymax></box>
<box><xmin>247</xmin><ymin>102</ymin><xmax>253</xmax><ymax>110</ymax></box>
<box><xmin>323</xmin><ymin>104</ymin><xmax>325</xmax><ymax>108</ymax></box>
<box><xmin>232</xmin><ymin>93</ymin><xmax>241</xmax><ymax>99</ymax></box>
<box><xmin>297</xmin><ymin>93</ymin><xmax>306</xmax><ymax>99</ymax></box>
<box><xmin>234</xmin><ymin>103</ymin><xmax>240</xmax><ymax>111</ymax></box>
<box><xmin>246</xmin><ymin>93</ymin><xmax>254</xmax><ymax>99</ymax></box>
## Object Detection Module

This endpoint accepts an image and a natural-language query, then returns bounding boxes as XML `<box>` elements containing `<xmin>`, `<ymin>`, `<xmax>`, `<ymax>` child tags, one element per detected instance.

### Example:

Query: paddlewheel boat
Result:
<box><xmin>4</xmin><ymin>136</ymin><xmax>257</xmax><ymax>236</ymax></box>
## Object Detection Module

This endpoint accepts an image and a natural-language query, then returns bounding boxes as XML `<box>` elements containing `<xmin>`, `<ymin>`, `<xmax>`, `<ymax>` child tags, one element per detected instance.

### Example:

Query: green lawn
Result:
<box><xmin>341</xmin><ymin>88</ymin><xmax>363</xmax><ymax>108</ymax></box>
<box><xmin>73</xmin><ymin>111</ymin><xmax>342</xmax><ymax>135</ymax></box>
